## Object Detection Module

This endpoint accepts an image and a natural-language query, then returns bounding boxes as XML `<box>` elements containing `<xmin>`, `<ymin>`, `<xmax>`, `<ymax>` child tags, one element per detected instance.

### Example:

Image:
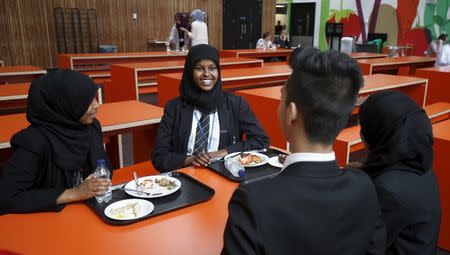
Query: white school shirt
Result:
<box><xmin>189</xmin><ymin>21</ymin><xmax>209</xmax><ymax>46</ymax></box>
<box><xmin>187</xmin><ymin>109</ymin><xmax>220</xmax><ymax>155</ymax></box>
<box><xmin>436</xmin><ymin>44</ymin><xmax>450</xmax><ymax>67</ymax></box>
<box><xmin>282</xmin><ymin>152</ymin><xmax>336</xmax><ymax>171</ymax></box>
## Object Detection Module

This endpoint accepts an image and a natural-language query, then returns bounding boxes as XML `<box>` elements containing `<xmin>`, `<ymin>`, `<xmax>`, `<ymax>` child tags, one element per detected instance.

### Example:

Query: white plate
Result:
<box><xmin>268</xmin><ymin>156</ymin><xmax>283</xmax><ymax>168</ymax></box>
<box><xmin>104</xmin><ymin>199</ymin><xmax>154</xmax><ymax>221</ymax></box>
<box><xmin>224</xmin><ymin>152</ymin><xmax>269</xmax><ymax>167</ymax></box>
<box><xmin>124</xmin><ymin>175</ymin><xmax>181</xmax><ymax>199</ymax></box>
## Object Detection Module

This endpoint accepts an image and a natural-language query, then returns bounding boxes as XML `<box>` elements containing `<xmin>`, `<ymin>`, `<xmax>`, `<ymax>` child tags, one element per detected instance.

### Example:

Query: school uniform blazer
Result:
<box><xmin>151</xmin><ymin>92</ymin><xmax>269</xmax><ymax>172</ymax></box>
<box><xmin>373</xmin><ymin>169</ymin><xmax>441</xmax><ymax>255</ymax></box>
<box><xmin>222</xmin><ymin>161</ymin><xmax>386</xmax><ymax>255</ymax></box>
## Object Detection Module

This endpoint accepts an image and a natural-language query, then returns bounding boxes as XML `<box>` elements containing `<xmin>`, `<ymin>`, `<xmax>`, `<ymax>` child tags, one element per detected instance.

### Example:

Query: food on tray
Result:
<box><xmin>110</xmin><ymin>202</ymin><xmax>140</xmax><ymax>219</ymax></box>
<box><xmin>139</xmin><ymin>179</ymin><xmax>154</xmax><ymax>189</ymax></box>
<box><xmin>155</xmin><ymin>177</ymin><xmax>178</xmax><ymax>190</ymax></box>
<box><xmin>239</xmin><ymin>153</ymin><xmax>263</xmax><ymax>166</ymax></box>
<box><xmin>278</xmin><ymin>154</ymin><xmax>287</xmax><ymax>164</ymax></box>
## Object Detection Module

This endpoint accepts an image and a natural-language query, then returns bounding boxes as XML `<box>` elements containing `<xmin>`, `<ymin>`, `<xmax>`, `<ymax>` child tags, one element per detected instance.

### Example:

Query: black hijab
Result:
<box><xmin>359</xmin><ymin>91</ymin><xmax>434</xmax><ymax>177</ymax></box>
<box><xmin>179</xmin><ymin>44</ymin><xmax>224</xmax><ymax>113</ymax></box>
<box><xmin>24</xmin><ymin>69</ymin><xmax>101</xmax><ymax>175</ymax></box>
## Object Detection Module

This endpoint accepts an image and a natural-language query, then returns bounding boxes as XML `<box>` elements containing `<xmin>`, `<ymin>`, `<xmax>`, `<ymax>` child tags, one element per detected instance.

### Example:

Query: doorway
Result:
<box><xmin>223</xmin><ymin>0</ymin><xmax>262</xmax><ymax>49</ymax></box>
<box><xmin>290</xmin><ymin>2</ymin><xmax>315</xmax><ymax>47</ymax></box>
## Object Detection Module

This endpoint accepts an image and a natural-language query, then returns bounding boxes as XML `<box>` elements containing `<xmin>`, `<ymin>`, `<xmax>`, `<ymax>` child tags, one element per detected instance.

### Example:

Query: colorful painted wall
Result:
<box><xmin>318</xmin><ymin>0</ymin><xmax>450</xmax><ymax>55</ymax></box>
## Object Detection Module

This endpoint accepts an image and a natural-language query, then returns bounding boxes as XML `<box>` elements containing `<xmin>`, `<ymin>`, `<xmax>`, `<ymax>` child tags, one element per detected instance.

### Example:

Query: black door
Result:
<box><xmin>223</xmin><ymin>0</ymin><xmax>262</xmax><ymax>49</ymax></box>
<box><xmin>290</xmin><ymin>2</ymin><xmax>315</xmax><ymax>47</ymax></box>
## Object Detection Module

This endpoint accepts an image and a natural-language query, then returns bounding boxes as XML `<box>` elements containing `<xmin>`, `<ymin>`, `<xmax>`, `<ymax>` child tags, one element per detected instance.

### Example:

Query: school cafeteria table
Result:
<box><xmin>157</xmin><ymin>64</ymin><xmax>292</xmax><ymax>107</ymax></box>
<box><xmin>0</xmin><ymin>162</ymin><xmax>237</xmax><ymax>255</ymax></box>
<box><xmin>357</xmin><ymin>56</ymin><xmax>435</xmax><ymax>75</ymax></box>
<box><xmin>106</xmin><ymin>57</ymin><xmax>264</xmax><ymax>102</ymax></box>
<box><xmin>348</xmin><ymin>52</ymin><xmax>388</xmax><ymax>59</ymax></box>
<box><xmin>415</xmin><ymin>66</ymin><xmax>450</xmax><ymax>105</ymax></box>
<box><xmin>432</xmin><ymin>119</ymin><xmax>450</xmax><ymax>251</ymax></box>
<box><xmin>235</xmin><ymin>74</ymin><xmax>428</xmax><ymax>149</ymax></box>
<box><xmin>219</xmin><ymin>48</ymin><xmax>292</xmax><ymax>62</ymax></box>
<box><xmin>58</xmin><ymin>51</ymin><xmax>188</xmax><ymax>73</ymax></box>
<box><xmin>0</xmin><ymin>66</ymin><xmax>46</xmax><ymax>84</ymax></box>
<box><xmin>0</xmin><ymin>101</ymin><xmax>163</xmax><ymax>168</ymax></box>
<box><xmin>0</xmin><ymin>83</ymin><xmax>29</xmax><ymax>114</ymax></box>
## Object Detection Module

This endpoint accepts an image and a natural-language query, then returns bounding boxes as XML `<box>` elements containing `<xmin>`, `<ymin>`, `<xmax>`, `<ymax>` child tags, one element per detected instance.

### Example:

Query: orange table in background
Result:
<box><xmin>236</xmin><ymin>74</ymin><xmax>428</xmax><ymax>150</ymax></box>
<box><xmin>157</xmin><ymin>65</ymin><xmax>292</xmax><ymax>107</ymax></box>
<box><xmin>348</xmin><ymin>52</ymin><xmax>388</xmax><ymax>59</ymax></box>
<box><xmin>357</xmin><ymin>56</ymin><xmax>435</xmax><ymax>75</ymax></box>
<box><xmin>58</xmin><ymin>51</ymin><xmax>188</xmax><ymax>74</ymax></box>
<box><xmin>0</xmin><ymin>83</ymin><xmax>29</xmax><ymax>114</ymax></box>
<box><xmin>219</xmin><ymin>48</ymin><xmax>292</xmax><ymax>62</ymax></box>
<box><xmin>415</xmin><ymin>66</ymin><xmax>450</xmax><ymax>105</ymax></box>
<box><xmin>106</xmin><ymin>57</ymin><xmax>264</xmax><ymax>102</ymax></box>
<box><xmin>0</xmin><ymin>101</ymin><xmax>163</xmax><ymax>168</ymax></box>
<box><xmin>0</xmin><ymin>162</ymin><xmax>238</xmax><ymax>255</ymax></box>
<box><xmin>432</xmin><ymin>119</ymin><xmax>450</xmax><ymax>251</ymax></box>
<box><xmin>0</xmin><ymin>66</ymin><xmax>46</xmax><ymax>84</ymax></box>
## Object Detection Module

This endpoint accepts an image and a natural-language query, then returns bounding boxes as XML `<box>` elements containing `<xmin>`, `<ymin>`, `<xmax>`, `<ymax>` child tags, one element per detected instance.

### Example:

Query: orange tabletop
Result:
<box><xmin>157</xmin><ymin>65</ymin><xmax>291</xmax><ymax>107</ymax></box>
<box><xmin>59</xmin><ymin>51</ymin><xmax>188</xmax><ymax>71</ymax></box>
<box><xmin>357</xmin><ymin>56</ymin><xmax>435</xmax><ymax>75</ymax></box>
<box><xmin>106</xmin><ymin>57</ymin><xmax>264</xmax><ymax>102</ymax></box>
<box><xmin>0</xmin><ymin>66</ymin><xmax>46</xmax><ymax>84</ymax></box>
<box><xmin>415</xmin><ymin>66</ymin><xmax>450</xmax><ymax>105</ymax></box>
<box><xmin>219</xmin><ymin>48</ymin><xmax>292</xmax><ymax>62</ymax></box>
<box><xmin>0</xmin><ymin>101</ymin><xmax>163</xmax><ymax>149</ymax></box>
<box><xmin>0</xmin><ymin>83</ymin><xmax>30</xmax><ymax>115</ymax></box>
<box><xmin>432</xmin><ymin>119</ymin><xmax>450</xmax><ymax>251</ymax></box>
<box><xmin>0</xmin><ymin>161</ymin><xmax>239</xmax><ymax>255</ymax></box>
<box><xmin>348</xmin><ymin>52</ymin><xmax>388</xmax><ymax>59</ymax></box>
<box><xmin>236</xmin><ymin>74</ymin><xmax>428</xmax><ymax>150</ymax></box>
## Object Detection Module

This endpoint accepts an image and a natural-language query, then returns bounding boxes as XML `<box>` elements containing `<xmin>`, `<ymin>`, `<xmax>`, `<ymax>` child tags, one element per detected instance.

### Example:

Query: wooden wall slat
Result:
<box><xmin>0</xmin><ymin>0</ymin><xmax>275</xmax><ymax>68</ymax></box>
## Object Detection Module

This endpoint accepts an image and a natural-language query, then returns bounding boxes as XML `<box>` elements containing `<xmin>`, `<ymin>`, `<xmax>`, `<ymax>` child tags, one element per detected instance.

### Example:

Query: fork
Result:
<box><xmin>121</xmin><ymin>188</ymin><xmax>162</xmax><ymax>196</ymax></box>
<box><xmin>133</xmin><ymin>171</ymin><xmax>143</xmax><ymax>195</ymax></box>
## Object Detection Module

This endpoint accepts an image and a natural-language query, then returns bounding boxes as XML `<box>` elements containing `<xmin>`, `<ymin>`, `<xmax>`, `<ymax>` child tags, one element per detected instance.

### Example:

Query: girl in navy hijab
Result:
<box><xmin>0</xmin><ymin>70</ymin><xmax>112</xmax><ymax>214</ymax></box>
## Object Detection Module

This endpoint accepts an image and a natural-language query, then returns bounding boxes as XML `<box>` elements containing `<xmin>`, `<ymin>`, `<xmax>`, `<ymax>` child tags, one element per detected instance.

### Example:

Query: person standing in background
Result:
<box><xmin>167</xmin><ymin>13</ymin><xmax>191</xmax><ymax>51</ymax></box>
<box><xmin>275</xmin><ymin>20</ymin><xmax>283</xmax><ymax>35</ymax></box>
<box><xmin>274</xmin><ymin>29</ymin><xmax>290</xmax><ymax>48</ymax></box>
<box><xmin>427</xmin><ymin>33</ymin><xmax>447</xmax><ymax>56</ymax></box>
<box><xmin>182</xmin><ymin>9</ymin><xmax>208</xmax><ymax>46</ymax></box>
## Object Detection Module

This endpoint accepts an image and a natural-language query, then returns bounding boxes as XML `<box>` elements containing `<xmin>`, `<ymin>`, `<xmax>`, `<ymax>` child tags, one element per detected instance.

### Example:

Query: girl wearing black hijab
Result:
<box><xmin>152</xmin><ymin>44</ymin><xmax>269</xmax><ymax>172</ymax></box>
<box><xmin>359</xmin><ymin>90</ymin><xmax>441</xmax><ymax>255</ymax></box>
<box><xmin>0</xmin><ymin>70</ymin><xmax>112</xmax><ymax>214</ymax></box>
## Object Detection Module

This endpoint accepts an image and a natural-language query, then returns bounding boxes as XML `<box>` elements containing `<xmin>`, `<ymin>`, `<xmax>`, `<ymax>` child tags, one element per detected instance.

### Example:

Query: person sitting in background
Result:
<box><xmin>435</xmin><ymin>43</ymin><xmax>450</xmax><ymax>66</ymax></box>
<box><xmin>427</xmin><ymin>33</ymin><xmax>447</xmax><ymax>56</ymax></box>
<box><xmin>358</xmin><ymin>90</ymin><xmax>441</xmax><ymax>255</ymax></box>
<box><xmin>181</xmin><ymin>9</ymin><xmax>208</xmax><ymax>46</ymax></box>
<box><xmin>256</xmin><ymin>32</ymin><xmax>273</xmax><ymax>49</ymax></box>
<box><xmin>151</xmin><ymin>45</ymin><xmax>269</xmax><ymax>172</ymax></box>
<box><xmin>167</xmin><ymin>13</ymin><xmax>191</xmax><ymax>51</ymax></box>
<box><xmin>0</xmin><ymin>70</ymin><xmax>112</xmax><ymax>215</ymax></box>
<box><xmin>274</xmin><ymin>29</ymin><xmax>290</xmax><ymax>48</ymax></box>
<box><xmin>222</xmin><ymin>47</ymin><xmax>385</xmax><ymax>254</ymax></box>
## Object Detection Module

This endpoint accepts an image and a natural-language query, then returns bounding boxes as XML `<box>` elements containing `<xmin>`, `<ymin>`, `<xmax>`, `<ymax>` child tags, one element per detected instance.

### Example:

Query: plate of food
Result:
<box><xmin>124</xmin><ymin>175</ymin><xmax>181</xmax><ymax>198</ymax></box>
<box><xmin>268</xmin><ymin>154</ymin><xmax>287</xmax><ymax>168</ymax></box>
<box><xmin>104</xmin><ymin>199</ymin><xmax>154</xmax><ymax>221</ymax></box>
<box><xmin>224</xmin><ymin>152</ymin><xmax>269</xmax><ymax>167</ymax></box>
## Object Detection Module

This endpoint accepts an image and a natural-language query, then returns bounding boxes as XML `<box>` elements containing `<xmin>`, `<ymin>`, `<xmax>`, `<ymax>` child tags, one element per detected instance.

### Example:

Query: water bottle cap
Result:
<box><xmin>238</xmin><ymin>170</ymin><xmax>245</xmax><ymax>177</ymax></box>
<box><xmin>96</xmin><ymin>159</ymin><xmax>106</xmax><ymax>166</ymax></box>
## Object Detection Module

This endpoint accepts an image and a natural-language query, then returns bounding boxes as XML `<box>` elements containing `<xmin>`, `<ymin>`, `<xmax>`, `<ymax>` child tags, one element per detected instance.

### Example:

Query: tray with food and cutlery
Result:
<box><xmin>85</xmin><ymin>171</ymin><xmax>215</xmax><ymax>225</ymax></box>
<box><xmin>207</xmin><ymin>148</ymin><xmax>288</xmax><ymax>183</ymax></box>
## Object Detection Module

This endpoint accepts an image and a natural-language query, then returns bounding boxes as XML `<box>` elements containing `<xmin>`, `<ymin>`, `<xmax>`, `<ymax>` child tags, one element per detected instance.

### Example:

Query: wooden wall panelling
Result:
<box><xmin>0</xmin><ymin>0</ymin><xmax>274</xmax><ymax>68</ymax></box>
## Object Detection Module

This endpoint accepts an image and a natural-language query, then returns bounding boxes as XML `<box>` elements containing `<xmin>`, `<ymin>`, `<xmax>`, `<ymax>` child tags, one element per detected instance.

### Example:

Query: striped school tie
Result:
<box><xmin>193</xmin><ymin>113</ymin><xmax>210</xmax><ymax>154</ymax></box>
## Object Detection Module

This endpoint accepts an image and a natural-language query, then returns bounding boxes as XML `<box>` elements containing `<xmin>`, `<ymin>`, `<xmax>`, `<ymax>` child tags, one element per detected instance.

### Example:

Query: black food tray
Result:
<box><xmin>208</xmin><ymin>148</ymin><xmax>286</xmax><ymax>184</ymax></box>
<box><xmin>86</xmin><ymin>171</ymin><xmax>215</xmax><ymax>225</ymax></box>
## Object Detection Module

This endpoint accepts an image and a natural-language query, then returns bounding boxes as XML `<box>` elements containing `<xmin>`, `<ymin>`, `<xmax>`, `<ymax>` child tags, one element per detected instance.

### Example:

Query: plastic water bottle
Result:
<box><xmin>93</xmin><ymin>159</ymin><xmax>112</xmax><ymax>203</ymax></box>
<box><xmin>225</xmin><ymin>158</ymin><xmax>245</xmax><ymax>178</ymax></box>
